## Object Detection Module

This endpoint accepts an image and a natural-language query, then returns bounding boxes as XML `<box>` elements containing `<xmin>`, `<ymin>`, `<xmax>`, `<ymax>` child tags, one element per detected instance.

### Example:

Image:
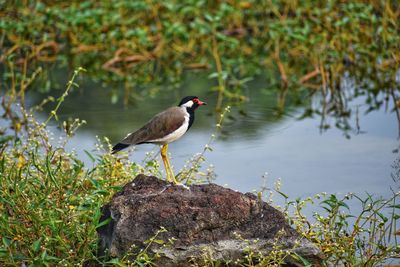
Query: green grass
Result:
<box><xmin>0</xmin><ymin>113</ymin><xmax>134</xmax><ymax>265</ymax></box>
<box><xmin>285</xmin><ymin>193</ymin><xmax>400</xmax><ymax>265</ymax></box>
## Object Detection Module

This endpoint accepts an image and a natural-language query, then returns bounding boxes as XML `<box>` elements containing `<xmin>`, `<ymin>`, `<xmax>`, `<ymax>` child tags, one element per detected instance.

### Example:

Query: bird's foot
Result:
<box><xmin>166</xmin><ymin>182</ymin><xmax>190</xmax><ymax>190</ymax></box>
<box><xmin>175</xmin><ymin>183</ymin><xmax>190</xmax><ymax>190</ymax></box>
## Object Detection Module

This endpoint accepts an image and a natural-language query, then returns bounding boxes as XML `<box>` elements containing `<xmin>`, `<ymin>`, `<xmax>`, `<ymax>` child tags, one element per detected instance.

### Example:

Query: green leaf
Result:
<box><xmin>153</xmin><ymin>239</ymin><xmax>165</xmax><ymax>245</ymax></box>
<box><xmin>12</xmin><ymin>252</ymin><xmax>26</xmax><ymax>260</ymax></box>
<box><xmin>107</xmin><ymin>258</ymin><xmax>128</xmax><ymax>266</ymax></box>
<box><xmin>84</xmin><ymin>150</ymin><xmax>96</xmax><ymax>163</ymax></box>
<box><xmin>2</xmin><ymin>237</ymin><xmax>11</xmax><ymax>248</ymax></box>
<box><xmin>208</xmin><ymin>72</ymin><xmax>219</xmax><ymax>79</ymax></box>
<box><xmin>338</xmin><ymin>200</ymin><xmax>350</xmax><ymax>210</ymax></box>
<box><xmin>41</xmin><ymin>250</ymin><xmax>47</xmax><ymax>261</ymax></box>
<box><xmin>277</xmin><ymin>190</ymin><xmax>289</xmax><ymax>199</ymax></box>
<box><xmin>32</xmin><ymin>238</ymin><xmax>42</xmax><ymax>253</ymax></box>
<box><xmin>377</xmin><ymin>212</ymin><xmax>388</xmax><ymax>223</ymax></box>
<box><xmin>0</xmin><ymin>135</ymin><xmax>14</xmax><ymax>145</ymax></box>
<box><xmin>110</xmin><ymin>185</ymin><xmax>123</xmax><ymax>190</ymax></box>
<box><xmin>204</xmin><ymin>13</ymin><xmax>214</xmax><ymax>22</ymax></box>
<box><xmin>292</xmin><ymin>252</ymin><xmax>312</xmax><ymax>267</ymax></box>
<box><xmin>96</xmin><ymin>217</ymin><xmax>112</xmax><ymax>229</ymax></box>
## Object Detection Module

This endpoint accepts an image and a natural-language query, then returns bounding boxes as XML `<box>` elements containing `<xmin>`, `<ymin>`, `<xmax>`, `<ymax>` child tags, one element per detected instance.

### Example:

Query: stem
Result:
<box><xmin>44</xmin><ymin>67</ymin><xmax>85</xmax><ymax>125</ymax></box>
<box><xmin>390</xmin><ymin>88</ymin><xmax>400</xmax><ymax>139</ymax></box>
<box><xmin>212</xmin><ymin>30</ymin><xmax>225</xmax><ymax>112</ymax></box>
<box><xmin>182</xmin><ymin>106</ymin><xmax>231</xmax><ymax>184</ymax></box>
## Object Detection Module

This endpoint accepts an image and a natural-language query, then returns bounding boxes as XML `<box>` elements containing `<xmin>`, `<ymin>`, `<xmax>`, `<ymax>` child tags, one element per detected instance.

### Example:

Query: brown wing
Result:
<box><xmin>120</xmin><ymin>107</ymin><xmax>186</xmax><ymax>145</ymax></box>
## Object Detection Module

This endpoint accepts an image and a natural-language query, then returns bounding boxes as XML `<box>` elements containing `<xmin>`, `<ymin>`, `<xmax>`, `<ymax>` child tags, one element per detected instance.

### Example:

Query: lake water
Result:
<box><xmin>33</xmin><ymin>70</ymin><xmax>399</xmax><ymax>208</ymax></box>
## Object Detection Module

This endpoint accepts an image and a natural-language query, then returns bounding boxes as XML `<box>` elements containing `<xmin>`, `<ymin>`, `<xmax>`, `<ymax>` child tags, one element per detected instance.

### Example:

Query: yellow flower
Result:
<box><xmin>17</xmin><ymin>155</ymin><xmax>26</xmax><ymax>168</ymax></box>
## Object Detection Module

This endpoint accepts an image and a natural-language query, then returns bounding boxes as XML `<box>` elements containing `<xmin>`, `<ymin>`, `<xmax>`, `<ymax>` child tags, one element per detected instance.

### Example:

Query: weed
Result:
<box><xmin>178</xmin><ymin>105</ymin><xmax>231</xmax><ymax>185</ymax></box>
<box><xmin>0</xmin><ymin>69</ymin><xmax>153</xmax><ymax>265</ymax></box>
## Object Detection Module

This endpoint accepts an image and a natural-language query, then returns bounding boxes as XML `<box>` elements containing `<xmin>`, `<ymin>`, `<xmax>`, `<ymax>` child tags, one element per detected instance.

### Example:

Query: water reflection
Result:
<box><xmin>25</xmin><ymin>69</ymin><xmax>399</xmax><ymax>204</ymax></box>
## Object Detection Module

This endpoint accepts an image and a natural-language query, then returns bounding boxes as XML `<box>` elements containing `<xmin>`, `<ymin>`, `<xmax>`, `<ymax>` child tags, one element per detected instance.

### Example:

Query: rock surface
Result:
<box><xmin>97</xmin><ymin>175</ymin><xmax>323</xmax><ymax>266</ymax></box>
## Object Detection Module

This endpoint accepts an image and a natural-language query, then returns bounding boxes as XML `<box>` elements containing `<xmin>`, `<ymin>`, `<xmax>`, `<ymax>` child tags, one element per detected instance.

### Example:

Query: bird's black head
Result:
<box><xmin>178</xmin><ymin>96</ymin><xmax>207</xmax><ymax>110</ymax></box>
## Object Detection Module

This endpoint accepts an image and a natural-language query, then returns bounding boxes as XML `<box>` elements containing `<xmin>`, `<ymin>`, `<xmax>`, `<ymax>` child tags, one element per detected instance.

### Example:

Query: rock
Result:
<box><xmin>97</xmin><ymin>175</ymin><xmax>323</xmax><ymax>266</ymax></box>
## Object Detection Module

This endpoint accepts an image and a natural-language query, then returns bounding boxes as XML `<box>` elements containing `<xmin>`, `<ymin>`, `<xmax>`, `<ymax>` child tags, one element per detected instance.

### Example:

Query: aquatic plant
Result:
<box><xmin>1</xmin><ymin>1</ymin><xmax>399</xmax><ymax>98</ymax></box>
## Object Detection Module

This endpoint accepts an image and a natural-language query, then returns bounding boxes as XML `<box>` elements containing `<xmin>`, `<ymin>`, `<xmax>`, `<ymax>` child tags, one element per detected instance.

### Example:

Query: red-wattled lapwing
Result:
<box><xmin>112</xmin><ymin>96</ymin><xmax>207</xmax><ymax>184</ymax></box>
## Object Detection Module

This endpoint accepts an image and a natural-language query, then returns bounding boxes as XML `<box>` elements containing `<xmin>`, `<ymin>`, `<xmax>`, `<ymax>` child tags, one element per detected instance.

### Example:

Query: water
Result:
<box><xmin>30</xmin><ymin>71</ymin><xmax>399</xmax><ymax>205</ymax></box>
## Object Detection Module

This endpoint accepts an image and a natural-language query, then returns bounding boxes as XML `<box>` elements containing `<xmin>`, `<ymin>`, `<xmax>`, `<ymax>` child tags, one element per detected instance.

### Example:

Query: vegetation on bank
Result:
<box><xmin>1</xmin><ymin>1</ymin><xmax>399</xmax><ymax>104</ymax></box>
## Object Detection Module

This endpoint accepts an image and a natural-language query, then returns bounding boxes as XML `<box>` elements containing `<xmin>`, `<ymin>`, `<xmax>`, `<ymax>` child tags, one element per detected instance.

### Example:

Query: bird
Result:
<box><xmin>112</xmin><ymin>96</ymin><xmax>207</xmax><ymax>184</ymax></box>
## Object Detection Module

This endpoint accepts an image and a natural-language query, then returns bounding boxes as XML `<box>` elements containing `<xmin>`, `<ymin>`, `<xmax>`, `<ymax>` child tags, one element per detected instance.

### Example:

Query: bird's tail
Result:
<box><xmin>111</xmin><ymin>143</ymin><xmax>130</xmax><ymax>154</ymax></box>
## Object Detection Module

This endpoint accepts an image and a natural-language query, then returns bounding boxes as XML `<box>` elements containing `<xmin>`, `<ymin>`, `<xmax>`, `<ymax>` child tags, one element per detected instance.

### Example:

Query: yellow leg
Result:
<box><xmin>160</xmin><ymin>144</ymin><xmax>177</xmax><ymax>184</ymax></box>
<box><xmin>160</xmin><ymin>144</ymin><xmax>170</xmax><ymax>181</ymax></box>
<box><xmin>166</xmin><ymin>157</ymin><xmax>177</xmax><ymax>184</ymax></box>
